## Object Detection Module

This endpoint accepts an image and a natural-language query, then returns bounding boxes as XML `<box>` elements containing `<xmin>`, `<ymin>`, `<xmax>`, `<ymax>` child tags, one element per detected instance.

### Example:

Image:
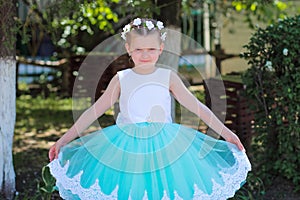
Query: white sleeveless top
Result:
<box><xmin>116</xmin><ymin>68</ymin><xmax>172</xmax><ymax>124</ymax></box>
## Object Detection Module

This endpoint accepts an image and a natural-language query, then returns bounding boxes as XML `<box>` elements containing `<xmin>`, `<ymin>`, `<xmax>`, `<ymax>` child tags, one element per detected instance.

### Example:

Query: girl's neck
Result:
<box><xmin>132</xmin><ymin>65</ymin><xmax>157</xmax><ymax>75</ymax></box>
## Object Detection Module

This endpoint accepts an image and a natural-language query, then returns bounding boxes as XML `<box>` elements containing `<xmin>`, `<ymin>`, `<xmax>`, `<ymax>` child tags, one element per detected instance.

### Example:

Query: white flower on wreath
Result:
<box><xmin>145</xmin><ymin>21</ymin><xmax>155</xmax><ymax>30</ymax></box>
<box><xmin>121</xmin><ymin>24</ymin><xmax>131</xmax><ymax>40</ymax></box>
<box><xmin>283</xmin><ymin>48</ymin><xmax>288</xmax><ymax>56</ymax></box>
<box><xmin>156</xmin><ymin>21</ymin><xmax>164</xmax><ymax>30</ymax></box>
<box><xmin>161</xmin><ymin>32</ymin><xmax>167</xmax><ymax>41</ymax></box>
<box><xmin>133</xmin><ymin>18</ymin><xmax>141</xmax><ymax>26</ymax></box>
<box><xmin>121</xmin><ymin>32</ymin><xmax>126</xmax><ymax>40</ymax></box>
<box><xmin>121</xmin><ymin>18</ymin><xmax>167</xmax><ymax>41</ymax></box>
<box><xmin>123</xmin><ymin>24</ymin><xmax>131</xmax><ymax>33</ymax></box>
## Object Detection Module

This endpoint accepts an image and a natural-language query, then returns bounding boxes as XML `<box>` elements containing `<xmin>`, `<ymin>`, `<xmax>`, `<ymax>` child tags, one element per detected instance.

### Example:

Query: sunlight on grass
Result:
<box><xmin>14</xmin><ymin>95</ymin><xmax>115</xmax><ymax>153</ymax></box>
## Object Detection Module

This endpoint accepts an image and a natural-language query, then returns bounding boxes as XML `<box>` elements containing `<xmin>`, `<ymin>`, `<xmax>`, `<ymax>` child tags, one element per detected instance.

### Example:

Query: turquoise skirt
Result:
<box><xmin>48</xmin><ymin>122</ymin><xmax>251</xmax><ymax>200</ymax></box>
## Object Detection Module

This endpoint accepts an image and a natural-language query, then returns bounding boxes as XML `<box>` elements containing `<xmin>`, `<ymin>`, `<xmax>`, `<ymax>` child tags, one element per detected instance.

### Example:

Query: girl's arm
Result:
<box><xmin>49</xmin><ymin>74</ymin><xmax>120</xmax><ymax>161</ymax></box>
<box><xmin>169</xmin><ymin>71</ymin><xmax>245</xmax><ymax>151</ymax></box>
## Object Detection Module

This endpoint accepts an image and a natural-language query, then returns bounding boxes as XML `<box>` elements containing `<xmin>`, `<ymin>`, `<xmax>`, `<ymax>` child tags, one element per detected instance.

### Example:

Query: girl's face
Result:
<box><xmin>125</xmin><ymin>32</ymin><xmax>164</xmax><ymax>67</ymax></box>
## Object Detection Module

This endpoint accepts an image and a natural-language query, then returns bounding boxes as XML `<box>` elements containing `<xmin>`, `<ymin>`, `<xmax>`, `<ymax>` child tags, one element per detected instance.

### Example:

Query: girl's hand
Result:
<box><xmin>48</xmin><ymin>143</ymin><xmax>58</xmax><ymax>162</ymax></box>
<box><xmin>48</xmin><ymin>140</ymin><xmax>65</xmax><ymax>161</ymax></box>
<box><xmin>224</xmin><ymin>133</ymin><xmax>245</xmax><ymax>151</ymax></box>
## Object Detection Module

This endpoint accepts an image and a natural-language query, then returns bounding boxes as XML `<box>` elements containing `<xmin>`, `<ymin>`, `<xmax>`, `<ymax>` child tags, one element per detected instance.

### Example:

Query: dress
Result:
<box><xmin>48</xmin><ymin>68</ymin><xmax>251</xmax><ymax>200</ymax></box>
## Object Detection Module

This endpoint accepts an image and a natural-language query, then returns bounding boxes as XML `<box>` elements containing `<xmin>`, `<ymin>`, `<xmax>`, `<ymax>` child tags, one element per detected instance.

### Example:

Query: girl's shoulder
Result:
<box><xmin>158</xmin><ymin>67</ymin><xmax>171</xmax><ymax>73</ymax></box>
<box><xmin>117</xmin><ymin>68</ymin><xmax>132</xmax><ymax>80</ymax></box>
<box><xmin>154</xmin><ymin>68</ymin><xmax>174</xmax><ymax>78</ymax></box>
<box><xmin>169</xmin><ymin>70</ymin><xmax>186</xmax><ymax>89</ymax></box>
<box><xmin>117</xmin><ymin>68</ymin><xmax>132</xmax><ymax>75</ymax></box>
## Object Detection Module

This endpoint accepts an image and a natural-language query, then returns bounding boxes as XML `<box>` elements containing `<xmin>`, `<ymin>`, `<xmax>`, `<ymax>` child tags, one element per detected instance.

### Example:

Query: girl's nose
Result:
<box><xmin>141</xmin><ymin>50</ymin><xmax>150</xmax><ymax>57</ymax></box>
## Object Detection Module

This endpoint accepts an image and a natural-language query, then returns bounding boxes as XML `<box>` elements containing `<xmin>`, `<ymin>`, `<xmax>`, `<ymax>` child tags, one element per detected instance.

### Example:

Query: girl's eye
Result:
<box><xmin>149</xmin><ymin>48</ymin><xmax>158</xmax><ymax>53</ymax></box>
<box><xmin>132</xmin><ymin>48</ymin><xmax>159</xmax><ymax>54</ymax></box>
<box><xmin>133</xmin><ymin>49</ymin><xmax>142</xmax><ymax>53</ymax></box>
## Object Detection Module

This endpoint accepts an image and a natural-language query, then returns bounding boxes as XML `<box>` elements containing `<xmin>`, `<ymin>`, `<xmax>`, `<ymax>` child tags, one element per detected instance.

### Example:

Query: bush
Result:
<box><xmin>241</xmin><ymin>15</ymin><xmax>300</xmax><ymax>190</ymax></box>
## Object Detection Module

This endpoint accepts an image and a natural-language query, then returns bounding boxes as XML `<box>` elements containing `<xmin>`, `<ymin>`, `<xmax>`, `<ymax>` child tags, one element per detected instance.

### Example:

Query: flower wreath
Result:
<box><xmin>121</xmin><ymin>18</ymin><xmax>167</xmax><ymax>41</ymax></box>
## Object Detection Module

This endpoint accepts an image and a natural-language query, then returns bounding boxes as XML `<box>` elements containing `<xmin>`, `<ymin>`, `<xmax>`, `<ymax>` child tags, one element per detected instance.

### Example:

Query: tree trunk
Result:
<box><xmin>0</xmin><ymin>0</ymin><xmax>17</xmax><ymax>199</ymax></box>
<box><xmin>0</xmin><ymin>59</ymin><xmax>16</xmax><ymax>200</ymax></box>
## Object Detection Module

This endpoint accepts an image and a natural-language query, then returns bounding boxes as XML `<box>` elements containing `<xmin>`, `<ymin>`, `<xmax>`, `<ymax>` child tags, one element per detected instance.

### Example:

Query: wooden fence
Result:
<box><xmin>68</xmin><ymin>54</ymin><xmax>133</xmax><ymax>101</ymax></box>
<box><xmin>16</xmin><ymin>54</ymin><xmax>133</xmax><ymax>99</ymax></box>
<box><xmin>204</xmin><ymin>77</ymin><xmax>255</xmax><ymax>149</ymax></box>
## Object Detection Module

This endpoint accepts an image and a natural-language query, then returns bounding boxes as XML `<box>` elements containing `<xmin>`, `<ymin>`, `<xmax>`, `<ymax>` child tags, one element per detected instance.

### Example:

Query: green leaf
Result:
<box><xmin>42</xmin><ymin>166</ymin><xmax>56</xmax><ymax>186</ymax></box>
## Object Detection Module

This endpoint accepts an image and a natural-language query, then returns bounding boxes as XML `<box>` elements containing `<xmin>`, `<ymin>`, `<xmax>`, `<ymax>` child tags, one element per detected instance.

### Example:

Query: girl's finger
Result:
<box><xmin>55</xmin><ymin>146</ymin><xmax>60</xmax><ymax>159</ymax></box>
<box><xmin>49</xmin><ymin>145</ymin><xmax>56</xmax><ymax>161</ymax></box>
<box><xmin>238</xmin><ymin>142</ymin><xmax>245</xmax><ymax>151</ymax></box>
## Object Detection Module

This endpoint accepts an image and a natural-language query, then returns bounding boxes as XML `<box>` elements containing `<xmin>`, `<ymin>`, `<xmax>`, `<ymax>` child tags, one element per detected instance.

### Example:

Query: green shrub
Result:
<box><xmin>241</xmin><ymin>15</ymin><xmax>300</xmax><ymax>191</ymax></box>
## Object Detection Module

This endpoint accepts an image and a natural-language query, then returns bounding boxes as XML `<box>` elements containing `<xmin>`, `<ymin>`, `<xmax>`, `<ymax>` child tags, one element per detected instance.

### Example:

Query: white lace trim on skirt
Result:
<box><xmin>48</xmin><ymin>147</ymin><xmax>251</xmax><ymax>200</ymax></box>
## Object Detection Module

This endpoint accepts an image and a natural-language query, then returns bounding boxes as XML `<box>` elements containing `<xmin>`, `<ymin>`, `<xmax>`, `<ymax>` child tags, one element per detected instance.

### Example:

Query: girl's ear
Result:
<box><xmin>159</xmin><ymin>43</ymin><xmax>164</xmax><ymax>55</ymax></box>
<box><xmin>125</xmin><ymin>43</ymin><xmax>130</xmax><ymax>55</ymax></box>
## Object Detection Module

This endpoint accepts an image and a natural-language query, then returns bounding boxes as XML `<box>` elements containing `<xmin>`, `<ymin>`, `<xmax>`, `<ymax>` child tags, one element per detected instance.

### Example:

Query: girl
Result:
<box><xmin>48</xmin><ymin>18</ymin><xmax>251</xmax><ymax>199</ymax></box>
